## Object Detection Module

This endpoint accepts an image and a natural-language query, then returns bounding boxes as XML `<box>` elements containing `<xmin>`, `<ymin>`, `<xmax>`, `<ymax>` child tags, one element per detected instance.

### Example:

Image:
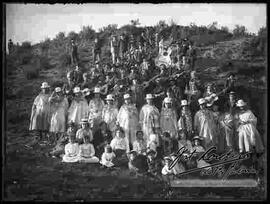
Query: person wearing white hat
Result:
<box><xmin>117</xmin><ymin>93</ymin><xmax>140</xmax><ymax>146</ymax></box>
<box><xmin>75</xmin><ymin>118</ymin><xmax>93</xmax><ymax>144</ymax></box>
<box><xmin>194</xmin><ymin>98</ymin><xmax>218</xmax><ymax>149</ymax></box>
<box><xmin>160</xmin><ymin>97</ymin><xmax>178</xmax><ymax>139</ymax></box>
<box><xmin>29</xmin><ymin>82</ymin><xmax>51</xmax><ymax>141</ymax></box>
<box><xmin>88</xmin><ymin>87</ymin><xmax>105</xmax><ymax>134</ymax></box>
<box><xmin>68</xmin><ymin>87</ymin><xmax>88</xmax><ymax>129</ymax></box>
<box><xmin>102</xmin><ymin>94</ymin><xmax>119</xmax><ymax>135</ymax></box>
<box><xmin>235</xmin><ymin>99</ymin><xmax>264</xmax><ymax>153</ymax></box>
<box><xmin>147</xmin><ymin>133</ymin><xmax>159</xmax><ymax>153</ymax></box>
<box><xmin>178</xmin><ymin>99</ymin><xmax>193</xmax><ymax>140</ymax></box>
<box><xmin>48</xmin><ymin>87</ymin><xmax>69</xmax><ymax>142</ymax></box>
<box><xmin>139</xmin><ymin>94</ymin><xmax>160</xmax><ymax>143</ymax></box>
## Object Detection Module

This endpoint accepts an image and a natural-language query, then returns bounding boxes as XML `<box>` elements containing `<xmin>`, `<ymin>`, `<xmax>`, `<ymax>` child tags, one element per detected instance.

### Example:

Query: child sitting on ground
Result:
<box><xmin>128</xmin><ymin>150</ymin><xmax>148</xmax><ymax>175</ymax></box>
<box><xmin>146</xmin><ymin>149</ymin><xmax>162</xmax><ymax>177</ymax></box>
<box><xmin>132</xmin><ymin>130</ymin><xmax>147</xmax><ymax>155</ymax></box>
<box><xmin>50</xmin><ymin>121</ymin><xmax>76</xmax><ymax>158</ymax></box>
<box><xmin>62</xmin><ymin>134</ymin><xmax>80</xmax><ymax>163</ymax></box>
<box><xmin>110</xmin><ymin>127</ymin><xmax>130</xmax><ymax>167</ymax></box>
<box><xmin>147</xmin><ymin>133</ymin><xmax>159</xmax><ymax>152</ymax></box>
<box><xmin>77</xmin><ymin>134</ymin><xmax>99</xmax><ymax>163</ymax></box>
<box><xmin>100</xmin><ymin>145</ymin><xmax>116</xmax><ymax>168</ymax></box>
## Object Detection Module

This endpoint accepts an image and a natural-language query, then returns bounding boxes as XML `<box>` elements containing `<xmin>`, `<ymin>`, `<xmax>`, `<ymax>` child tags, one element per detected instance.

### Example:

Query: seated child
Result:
<box><xmin>147</xmin><ymin>133</ymin><xmax>159</xmax><ymax>152</ymax></box>
<box><xmin>62</xmin><ymin>134</ymin><xmax>80</xmax><ymax>163</ymax></box>
<box><xmin>191</xmin><ymin>136</ymin><xmax>211</xmax><ymax>171</ymax></box>
<box><xmin>161</xmin><ymin>131</ymin><xmax>173</xmax><ymax>156</ymax></box>
<box><xmin>128</xmin><ymin>150</ymin><xmax>148</xmax><ymax>175</ymax></box>
<box><xmin>100</xmin><ymin>145</ymin><xmax>116</xmax><ymax>168</ymax></box>
<box><xmin>161</xmin><ymin>156</ymin><xmax>174</xmax><ymax>175</ymax></box>
<box><xmin>146</xmin><ymin>149</ymin><xmax>162</xmax><ymax>176</ymax></box>
<box><xmin>50</xmin><ymin>121</ymin><xmax>76</xmax><ymax>157</ymax></box>
<box><xmin>77</xmin><ymin>134</ymin><xmax>99</xmax><ymax>163</ymax></box>
<box><xmin>132</xmin><ymin>130</ymin><xmax>147</xmax><ymax>155</ymax></box>
<box><xmin>110</xmin><ymin>127</ymin><xmax>129</xmax><ymax>166</ymax></box>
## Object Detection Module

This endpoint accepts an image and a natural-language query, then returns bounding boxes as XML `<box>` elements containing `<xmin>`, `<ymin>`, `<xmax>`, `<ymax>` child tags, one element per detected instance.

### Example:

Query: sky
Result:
<box><xmin>6</xmin><ymin>3</ymin><xmax>267</xmax><ymax>45</ymax></box>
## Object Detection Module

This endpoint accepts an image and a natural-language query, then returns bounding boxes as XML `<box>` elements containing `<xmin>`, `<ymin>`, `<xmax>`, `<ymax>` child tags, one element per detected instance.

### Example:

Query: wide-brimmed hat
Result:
<box><xmin>149</xmin><ymin>134</ymin><xmax>157</xmax><ymax>142</ymax></box>
<box><xmin>198</xmin><ymin>98</ymin><xmax>206</xmax><ymax>105</ymax></box>
<box><xmin>73</xmin><ymin>87</ymin><xmax>81</xmax><ymax>93</ymax></box>
<box><xmin>229</xmin><ymin>91</ymin><xmax>236</xmax><ymax>96</ymax></box>
<box><xmin>95</xmin><ymin>61</ymin><xmax>99</xmax><ymax>64</ymax></box>
<box><xmin>123</xmin><ymin>94</ymin><xmax>131</xmax><ymax>100</ymax></box>
<box><xmin>236</xmin><ymin>99</ymin><xmax>247</xmax><ymax>107</ymax></box>
<box><xmin>145</xmin><ymin>94</ymin><xmax>154</xmax><ymax>100</ymax></box>
<box><xmin>164</xmin><ymin>97</ymin><xmax>172</xmax><ymax>104</ymax></box>
<box><xmin>41</xmin><ymin>82</ymin><xmax>50</xmax><ymax>89</ymax></box>
<box><xmin>82</xmin><ymin>88</ymin><xmax>91</xmax><ymax>96</ymax></box>
<box><xmin>192</xmin><ymin>136</ymin><xmax>203</xmax><ymax>141</ymax></box>
<box><xmin>105</xmin><ymin>94</ymin><xmax>114</xmax><ymax>101</ymax></box>
<box><xmin>181</xmin><ymin>100</ymin><xmax>188</xmax><ymax>106</ymax></box>
<box><xmin>55</xmin><ymin>87</ymin><xmax>62</xmax><ymax>93</ymax></box>
<box><xmin>80</xmin><ymin>118</ymin><xmax>89</xmax><ymax>124</ymax></box>
<box><xmin>94</xmin><ymin>87</ymin><xmax>101</xmax><ymax>93</ymax></box>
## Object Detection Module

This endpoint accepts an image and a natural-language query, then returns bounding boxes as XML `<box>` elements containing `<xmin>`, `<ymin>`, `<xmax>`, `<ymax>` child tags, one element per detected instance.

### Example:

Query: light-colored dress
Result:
<box><xmin>100</xmin><ymin>152</ymin><xmax>116</xmax><ymax>167</ymax></box>
<box><xmin>110</xmin><ymin>137</ymin><xmax>130</xmax><ymax>153</ymax></box>
<box><xmin>147</xmin><ymin>140</ymin><xmax>158</xmax><ymax>152</ymax></box>
<box><xmin>77</xmin><ymin>143</ymin><xmax>99</xmax><ymax>163</ymax></box>
<box><xmin>132</xmin><ymin>140</ymin><xmax>147</xmax><ymax>154</ymax></box>
<box><xmin>237</xmin><ymin>110</ymin><xmax>264</xmax><ymax>153</ymax></box>
<box><xmin>76</xmin><ymin>128</ymin><xmax>93</xmax><ymax>142</ymax></box>
<box><xmin>220</xmin><ymin>112</ymin><xmax>234</xmax><ymax>148</ymax></box>
<box><xmin>194</xmin><ymin>109</ymin><xmax>217</xmax><ymax>149</ymax></box>
<box><xmin>49</xmin><ymin>96</ymin><xmax>69</xmax><ymax>133</ymax></box>
<box><xmin>62</xmin><ymin>143</ymin><xmax>80</xmax><ymax>163</ymax></box>
<box><xmin>178</xmin><ymin>139</ymin><xmax>193</xmax><ymax>152</ymax></box>
<box><xmin>161</xmin><ymin>165</ymin><xmax>173</xmax><ymax>175</ymax></box>
<box><xmin>117</xmin><ymin>104</ymin><xmax>140</xmax><ymax>144</ymax></box>
<box><xmin>68</xmin><ymin>97</ymin><xmax>89</xmax><ymax>127</ymax></box>
<box><xmin>160</xmin><ymin>107</ymin><xmax>178</xmax><ymax>139</ymax></box>
<box><xmin>102</xmin><ymin>104</ymin><xmax>118</xmax><ymax>135</ymax></box>
<box><xmin>29</xmin><ymin>93</ymin><xmax>51</xmax><ymax>131</ymax></box>
<box><xmin>178</xmin><ymin>108</ymin><xmax>193</xmax><ymax>136</ymax></box>
<box><xmin>139</xmin><ymin>104</ymin><xmax>160</xmax><ymax>142</ymax></box>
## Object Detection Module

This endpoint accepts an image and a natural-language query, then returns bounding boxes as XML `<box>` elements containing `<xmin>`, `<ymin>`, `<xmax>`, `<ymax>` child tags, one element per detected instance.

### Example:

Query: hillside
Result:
<box><xmin>4</xmin><ymin>24</ymin><xmax>267</xmax><ymax>200</ymax></box>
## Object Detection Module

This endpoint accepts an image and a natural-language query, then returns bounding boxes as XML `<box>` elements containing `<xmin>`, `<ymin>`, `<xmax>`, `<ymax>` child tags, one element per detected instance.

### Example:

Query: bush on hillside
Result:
<box><xmin>59</xmin><ymin>53</ymin><xmax>71</xmax><ymax>68</ymax></box>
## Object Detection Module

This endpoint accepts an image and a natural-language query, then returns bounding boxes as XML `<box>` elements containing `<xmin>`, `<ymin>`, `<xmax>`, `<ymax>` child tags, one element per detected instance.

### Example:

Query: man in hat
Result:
<box><xmin>88</xmin><ymin>87</ymin><xmax>105</xmax><ymax>134</ymax></box>
<box><xmin>117</xmin><ymin>93</ymin><xmax>140</xmax><ymax>146</ymax></box>
<box><xmin>139</xmin><ymin>94</ymin><xmax>160</xmax><ymax>143</ymax></box>
<box><xmin>70</xmin><ymin>39</ymin><xmax>79</xmax><ymax>65</ymax></box>
<box><xmin>102</xmin><ymin>94</ymin><xmax>119</xmax><ymax>135</ymax></box>
<box><xmin>68</xmin><ymin>87</ymin><xmax>89</xmax><ymax>129</ymax></box>
<box><xmin>224</xmin><ymin>73</ymin><xmax>236</xmax><ymax>94</ymax></box>
<box><xmin>160</xmin><ymin>97</ymin><xmax>178</xmax><ymax>140</ymax></box>
<box><xmin>118</xmin><ymin>34</ymin><xmax>128</xmax><ymax>63</ymax></box>
<box><xmin>194</xmin><ymin>98</ymin><xmax>218</xmax><ymax>149</ymax></box>
<box><xmin>29</xmin><ymin>82</ymin><xmax>51</xmax><ymax>141</ymax></box>
<box><xmin>73</xmin><ymin>65</ymin><xmax>83</xmax><ymax>87</ymax></box>
<box><xmin>235</xmin><ymin>99</ymin><xmax>264</xmax><ymax>153</ymax></box>
<box><xmin>48</xmin><ymin>87</ymin><xmax>69</xmax><ymax>143</ymax></box>
<box><xmin>8</xmin><ymin>39</ymin><xmax>14</xmax><ymax>54</ymax></box>
<box><xmin>93</xmin><ymin>37</ymin><xmax>102</xmax><ymax>63</ymax></box>
<box><xmin>110</xmin><ymin>35</ymin><xmax>118</xmax><ymax>64</ymax></box>
<box><xmin>186</xmin><ymin>43</ymin><xmax>196</xmax><ymax>71</ymax></box>
<box><xmin>178</xmin><ymin>99</ymin><xmax>194</xmax><ymax>140</ymax></box>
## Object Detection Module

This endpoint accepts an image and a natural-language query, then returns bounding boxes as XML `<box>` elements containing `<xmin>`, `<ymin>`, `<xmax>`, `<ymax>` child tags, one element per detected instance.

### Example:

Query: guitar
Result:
<box><xmin>142</xmin><ymin>73</ymin><xmax>163</xmax><ymax>89</ymax></box>
<box><xmin>204</xmin><ymin>89</ymin><xmax>225</xmax><ymax>107</ymax></box>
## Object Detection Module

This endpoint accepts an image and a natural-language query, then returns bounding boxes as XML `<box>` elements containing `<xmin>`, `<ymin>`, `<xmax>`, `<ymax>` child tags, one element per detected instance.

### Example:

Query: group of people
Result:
<box><xmin>28</xmin><ymin>30</ymin><xmax>264</xmax><ymax>178</ymax></box>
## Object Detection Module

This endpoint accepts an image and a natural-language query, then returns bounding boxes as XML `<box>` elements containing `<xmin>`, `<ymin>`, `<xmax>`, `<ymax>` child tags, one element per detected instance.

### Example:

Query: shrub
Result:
<box><xmin>59</xmin><ymin>53</ymin><xmax>71</xmax><ymax>67</ymax></box>
<box><xmin>24</xmin><ymin>67</ymin><xmax>40</xmax><ymax>80</ymax></box>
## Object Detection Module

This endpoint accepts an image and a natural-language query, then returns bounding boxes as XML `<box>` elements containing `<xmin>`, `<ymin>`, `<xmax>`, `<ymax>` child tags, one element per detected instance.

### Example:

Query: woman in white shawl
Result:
<box><xmin>139</xmin><ymin>94</ymin><xmax>160</xmax><ymax>142</ymax></box>
<box><xmin>68</xmin><ymin>87</ymin><xmax>88</xmax><ymax>129</ymax></box>
<box><xmin>117</xmin><ymin>94</ymin><xmax>140</xmax><ymax>145</ymax></box>
<box><xmin>49</xmin><ymin>87</ymin><xmax>69</xmax><ymax>142</ymax></box>
<box><xmin>235</xmin><ymin>99</ymin><xmax>264</xmax><ymax>153</ymax></box>
<box><xmin>29</xmin><ymin>82</ymin><xmax>51</xmax><ymax>140</ymax></box>
<box><xmin>160</xmin><ymin>97</ymin><xmax>178</xmax><ymax>139</ymax></box>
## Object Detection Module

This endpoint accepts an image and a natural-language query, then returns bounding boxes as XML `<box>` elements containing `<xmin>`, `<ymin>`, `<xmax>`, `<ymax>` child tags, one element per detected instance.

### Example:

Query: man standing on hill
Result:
<box><xmin>118</xmin><ymin>34</ymin><xmax>127</xmax><ymax>63</ymax></box>
<box><xmin>93</xmin><ymin>37</ymin><xmax>102</xmax><ymax>63</ymax></box>
<box><xmin>8</xmin><ymin>39</ymin><xmax>14</xmax><ymax>55</ymax></box>
<box><xmin>70</xmin><ymin>39</ymin><xmax>79</xmax><ymax>65</ymax></box>
<box><xmin>110</xmin><ymin>35</ymin><xmax>118</xmax><ymax>65</ymax></box>
<box><xmin>187</xmin><ymin>43</ymin><xmax>197</xmax><ymax>71</ymax></box>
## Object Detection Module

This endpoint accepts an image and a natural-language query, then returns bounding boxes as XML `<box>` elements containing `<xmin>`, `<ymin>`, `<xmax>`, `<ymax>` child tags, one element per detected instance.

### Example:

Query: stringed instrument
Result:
<box><xmin>204</xmin><ymin>89</ymin><xmax>226</xmax><ymax>107</ymax></box>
